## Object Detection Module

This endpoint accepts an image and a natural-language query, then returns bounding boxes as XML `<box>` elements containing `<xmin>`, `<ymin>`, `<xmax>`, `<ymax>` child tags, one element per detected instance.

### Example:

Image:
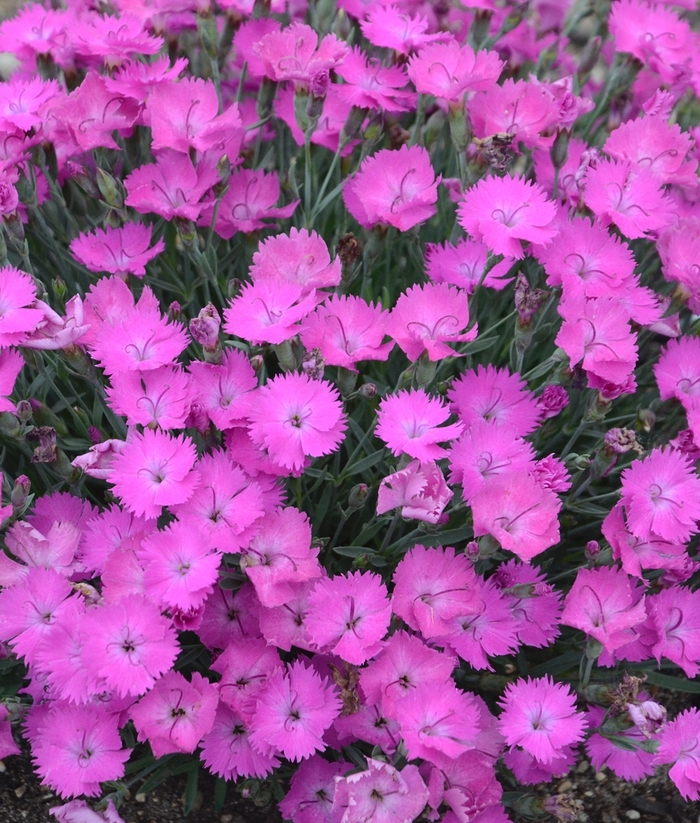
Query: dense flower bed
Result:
<box><xmin>0</xmin><ymin>0</ymin><xmax>699</xmax><ymax>821</ymax></box>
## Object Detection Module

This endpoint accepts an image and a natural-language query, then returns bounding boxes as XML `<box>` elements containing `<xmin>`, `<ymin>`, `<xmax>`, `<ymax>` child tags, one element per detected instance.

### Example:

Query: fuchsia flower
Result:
<box><xmin>0</xmin><ymin>265</ymin><xmax>44</xmax><ymax>347</ymax></box>
<box><xmin>49</xmin><ymin>799</ymin><xmax>126</xmax><ymax>823</ymax></box>
<box><xmin>0</xmin><ymin>75</ymin><xmax>59</xmax><ymax>132</ymax></box>
<box><xmin>343</xmin><ymin>145</ymin><xmax>439</xmax><ymax>231</ymax></box>
<box><xmin>585</xmin><ymin>703</ymin><xmax>656</xmax><ymax>783</ymax></box>
<box><xmin>212</xmin><ymin>637</ymin><xmax>280</xmax><ymax>717</ymax></box>
<box><xmin>376</xmin><ymin>389</ymin><xmax>463</xmax><ymax>462</ymax></box>
<box><xmin>333</xmin><ymin>759</ymin><xmax>429</xmax><ymax>823</ymax></box>
<box><xmin>200</xmin><ymin>702</ymin><xmax>279</xmax><ymax>781</ymax></box>
<box><xmin>654</xmin><ymin>336</ymin><xmax>700</xmax><ymax>408</ymax></box>
<box><xmin>254</xmin><ymin>22</ymin><xmax>348</xmax><ymax>85</ymax></box>
<box><xmin>69</xmin><ymin>223</ymin><xmax>164</xmax><ymax>277</ymax></box>
<box><xmin>306</xmin><ymin>570</ymin><xmax>391</xmax><ymax>664</ymax></box>
<box><xmin>188</xmin><ymin>348</ymin><xmax>257</xmax><ymax>431</ymax></box>
<box><xmin>336</xmin><ymin>46</ymin><xmax>416</xmax><ymax>112</ymax></box>
<box><xmin>497</xmin><ymin>676</ymin><xmax>587</xmax><ymax>764</ymax></box>
<box><xmin>130</xmin><ymin>670</ymin><xmax>218</xmax><ymax>757</ymax></box>
<box><xmin>407</xmin><ymin>39</ymin><xmax>502</xmax><ymax>101</ymax></box>
<box><xmin>425</xmin><ymin>238</ymin><xmax>515</xmax><ymax>293</ymax></box>
<box><xmin>72</xmin><ymin>12</ymin><xmax>163</xmax><ymax>65</ymax></box>
<box><xmin>0</xmin><ymin>347</ymin><xmax>23</xmax><ymax>412</ymax></box>
<box><xmin>300</xmin><ymin>294</ymin><xmax>394</xmax><ymax>371</ymax></box>
<box><xmin>655</xmin><ymin>708</ymin><xmax>700</xmax><ymax>800</ymax></box>
<box><xmin>387</xmin><ymin>282</ymin><xmax>477</xmax><ymax>361</ymax></box>
<box><xmin>657</xmin><ymin>218</ymin><xmax>700</xmax><ymax>312</ymax></box>
<box><xmin>561</xmin><ymin>566</ymin><xmax>647</xmax><ymax>653</ymax></box>
<box><xmin>360</xmin><ymin>6</ymin><xmax>449</xmax><ymax>55</ymax></box>
<box><xmin>278</xmin><ymin>755</ymin><xmax>347</xmax><ymax>823</ymax></box>
<box><xmin>493</xmin><ymin>560</ymin><xmax>562</xmax><ymax>649</ymax></box>
<box><xmin>250</xmin><ymin>228</ymin><xmax>341</xmax><ymax>292</ymax></box>
<box><xmin>377</xmin><ymin>459</ymin><xmax>453</xmax><ymax>524</ymax></box>
<box><xmin>108</xmin><ymin>429</ymin><xmax>199</xmax><ymax>520</ymax></box>
<box><xmin>647</xmin><ymin>586</ymin><xmax>700</xmax><ymax>678</ymax></box>
<box><xmin>249</xmin><ymin>660</ymin><xmax>341</xmax><ymax>762</ymax></box>
<box><xmin>106</xmin><ymin>366</ymin><xmax>192</xmax><ymax>430</ymax></box>
<box><xmin>458</xmin><ymin>175</ymin><xmax>558</xmax><ymax>259</ymax></box>
<box><xmin>620</xmin><ymin>448</ymin><xmax>700</xmax><ymax>542</ymax></box>
<box><xmin>31</xmin><ymin>705</ymin><xmax>130</xmax><ymax>798</ymax></box>
<box><xmin>246</xmin><ymin>373</ymin><xmax>346</xmax><ymax>472</ymax></box>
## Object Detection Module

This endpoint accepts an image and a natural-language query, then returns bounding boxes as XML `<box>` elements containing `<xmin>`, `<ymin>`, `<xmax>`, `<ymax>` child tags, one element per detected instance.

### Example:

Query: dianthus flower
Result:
<box><xmin>457</xmin><ymin>175</ymin><xmax>557</xmax><ymax>259</ymax></box>
<box><xmin>104</xmin><ymin>55</ymin><xmax>189</xmax><ymax>106</ymax></box>
<box><xmin>333</xmin><ymin>759</ymin><xmax>429</xmax><ymax>823</ymax></box>
<box><xmin>657</xmin><ymin>218</ymin><xmax>700</xmax><ymax>312</ymax></box>
<box><xmin>0</xmin><ymin>265</ymin><xmax>44</xmax><ymax>347</ymax></box>
<box><xmin>377</xmin><ymin>459</ymin><xmax>453</xmax><ymax>524</ymax></box>
<box><xmin>654</xmin><ymin>336</ymin><xmax>700</xmax><ymax>409</ymax></box>
<box><xmin>105</xmin><ymin>365</ymin><xmax>192</xmax><ymax>430</ymax></box>
<box><xmin>376</xmin><ymin>389</ymin><xmax>463</xmax><ymax>462</ymax></box>
<box><xmin>188</xmin><ymin>348</ymin><xmax>257</xmax><ymax>431</ymax></box>
<box><xmin>306</xmin><ymin>570</ymin><xmax>391</xmax><ymax>664</ymax></box>
<box><xmin>583</xmin><ymin>159</ymin><xmax>674</xmax><ymax>239</ymax></box>
<box><xmin>211</xmin><ymin>637</ymin><xmax>281</xmax><ymax>717</ymax></box>
<box><xmin>336</xmin><ymin>46</ymin><xmax>416</xmax><ymax>112</ymax></box>
<box><xmin>425</xmin><ymin>238</ymin><xmax>514</xmax><ymax>293</ymax></box>
<box><xmin>448</xmin><ymin>365</ymin><xmax>540</xmax><ymax>437</ymax></box>
<box><xmin>646</xmin><ymin>586</ymin><xmax>700</xmax><ymax>678</ymax></box>
<box><xmin>300</xmin><ymin>294</ymin><xmax>394</xmax><ymax>372</ymax></box>
<box><xmin>0</xmin><ymin>348</ymin><xmax>23</xmax><ymax>413</ymax></box>
<box><xmin>31</xmin><ymin>705</ymin><xmax>130</xmax><ymax>798</ymax></box>
<box><xmin>343</xmin><ymin>145</ymin><xmax>439</xmax><ymax>232</ymax></box>
<box><xmin>585</xmin><ymin>703</ymin><xmax>656</xmax><ymax>783</ymax></box>
<box><xmin>69</xmin><ymin>223</ymin><xmax>164</xmax><ymax>277</ymax></box>
<box><xmin>493</xmin><ymin>560</ymin><xmax>562</xmax><ymax>649</ymax></box>
<box><xmin>254</xmin><ymin>22</ymin><xmax>348</xmax><ymax>85</ymax></box>
<box><xmin>386</xmin><ymin>282</ymin><xmax>477</xmax><ymax>361</ymax></box>
<box><xmin>620</xmin><ymin>448</ymin><xmax>700</xmax><ymax>542</ymax></box>
<box><xmin>72</xmin><ymin>11</ymin><xmax>163</xmax><ymax>65</ymax></box>
<box><xmin>130</xmin><ymin>670</ymin><xmax>218</xmax><ymax>757</ymax></box>
<box><xmin>655</xmin><ymin>708</ymin><xmax>700</xmax><ymax>800</ymax></box>
<box><xmin>407</xmin><ymin>39</ymin><xmax>502</xmax><ymax>101</ymax></box>
<box><xmin>560</xmin><ymin>567</ymin><xmax>647</xmax><ymax>653</ymax></box>
<box><xmin>249</xmin><ymin>660</ymin><xmax>341</xmax><ymax>762</ymax></box>
<box><xmin>278</xmin><ymin>755</ymin><xmax>347</xmax><ymax>823</ymax></box>
<box><xmin>0</xmin><ymin>75</ymin><xmax>59</xmax><ymax>132</ymax></box>
<box><xmin>200</xmin><ymin>702</ymin><xmax>279</xmax><ymax>781</ymax></box>
<box><xmin>80</xmin><ymin>594</ymin><xmax>178</xmax><ymax>698</ymax></box>
<box><xmin>360</xmin><ymin>6</ymin><xmax>449</xmax><ymax>55</ymax></box>
<box><xmin>246</xmin><ymin>373</ymin><xmax>346</xmax><ymax>472</ymax></box>
<box><xmin>250</xmin><ymin>228</ymin><xmax>341</xmax><ymax>292</ymax></box>
<box><xmin>108</xmin><ymin>429</ymin><xmax>199</xmax><ymax>520</ymax></box>
<box><xmin>497</xmin><ymin>676</ymin><xmax>587</xmax><ymax>763</ymax></box>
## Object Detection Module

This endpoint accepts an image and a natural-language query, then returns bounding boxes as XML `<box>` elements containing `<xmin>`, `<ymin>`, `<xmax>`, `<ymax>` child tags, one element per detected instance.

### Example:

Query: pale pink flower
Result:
<box><xmin>376</xmin><ymin>389</ymin><xmax>463</xmax><ymax>462</ymax></box>
<box><xmin>246</xmin><ymin>373</ymin><xmax>346</xmax><ymax>472</ymax></box>
<box><xmin>457</xmin><ymin>175</ymin><xmax>558</xmax><ymax>259</ymax></box>
<box><xmin>387</xmin><ymin>282</ymin><xmax>477</xmax><ymax>361</ymax></box>
<box><xmin>343</xmin><ymin>145</ymin><xmax>440</xmax><ymax>231</ymax></box>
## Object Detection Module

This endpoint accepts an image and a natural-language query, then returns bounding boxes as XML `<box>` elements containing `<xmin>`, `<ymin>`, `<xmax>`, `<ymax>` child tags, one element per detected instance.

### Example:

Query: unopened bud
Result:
<box><xmin>10</xmin><ymin>475</ymin><xmax>30</xmax><ymax>511</ymax></box>
<box><xmin>15</xmin><ymin>400</ymin><xmax>32</xmax><ymax>423</ymax></box>
<box><xmin>341</xmin><ymin>106</ymin><xmax>367</xmax><ymax>145</ymax></box>
<box><xmin>3</xmin><ymin>211</ymin><xmax>25</xmax><ymax>244</ymax></box>
<box><xmin>95</xmin><ymin>168</ymin><xmax>124</xmax><ymax>209</ymax></box>
<box><xmin>551</xmin><ymin>128</ymin><xmax>570</xmax><ymax>170</ymax></box>
<box><xmin>168</xmin><ymin>301</ymin><xmax>182</xmax><ymax>321</ymax></box>
<box><xmin>0</xmin><ymin>412</ymin><xmax>21</xmax><ymax>437</ymax></box>
<box><xmin>257</xmin><ymin>76</ymin><xmax>277</xmax><ymax>120</ymax></box>
<box><xmin>189</xmin><ymin>302</ymin><xmax>221</xmax><ymax>349</ymax></box>
<box><xmin>585</xmin><ymin>540</ymin><xmax>600</xmax><ymax>562</ymax></box>
<box><xmin>71</xmin><ymin>166</ymin><xmax>101</xmax><ymax>200</ymax></box>
<box><xmin>637</xmin><ymin>408</ymin><xmax>655</xmax><ymax>433</ymax></box>
<box><xmin>358</xmin><ymin>382</ymin><xmax>376</xmax><ymax>399</ymax></box>
<box><xmin>348</xmin><ymin>483</ymin><xmax>369</xmax><ymax>511</ymax></box>
<box><xmin>197</xmin><ymin>11</ymin><xmax>219</xmax><ymax>59</ymax></box>
<box><xmin>577</xmin><ymin>36</ymin><xmax>603</xmax><ymax>83</ymax></box>
<box><xmin>249</xmin><ymin>354</ymin><xmax>264</xmax><ymax>371</ymax></box>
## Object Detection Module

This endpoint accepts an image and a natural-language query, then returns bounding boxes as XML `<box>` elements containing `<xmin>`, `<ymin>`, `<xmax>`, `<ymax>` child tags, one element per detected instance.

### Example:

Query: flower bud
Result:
<box><xmin>10</xmin><ymin>475</ymin><xmax>30</xmax><ymax>512</ymax></box>
<box><xmin>95</xmin><ymin>168</ymin><xmax>124</xmax><ymax>209</ymax></box>
<box><xmin>358</xmin><ymin>382</ymin><xmax>376</xmax><ymax>399</ymax></box>
<box><xmin>168</xmin><ymin>301</ymin><xmax>182</xmax><ymax>321</ymax></box>
<box><xmin>577</xmin><ymin>35</ymin><xmax>602</xmax><ymax>83</ymax></box>
<box><xmin>189</xmin><ymin>302</ymin><xmax>221</xmax><ymax>350</ymax></box>
<box><xmin>302</xmin><ymin>347</ymin><xmax>325</xmax><ymax>381</ymax></box>
<box><xmin>249</xmin><ymin>354</ymin><xmax>264</xmax><ymax>372</ymax></box>
<box><xmin>27</xmin><ymin>426</ymin><xmax>57</xmax><ymax>463</ymax></box>
<box><xmin>550</xmin><ymin>128</ymin><xmax>570</xmax><ymax>170</ymax></box>
<box><xmin>348</xmin><ymin>483</ymin><xmax>369</xmax><ymax>511</ymax></box>
<box><xmin>637</xmin><ymin>408</ymin><xmax>655</xmax><ymax>433</ymax></box>
<box><xmin>15</xmin><ymin>400</ymin><xmax>32</xmax><ymax>423</ymax></box>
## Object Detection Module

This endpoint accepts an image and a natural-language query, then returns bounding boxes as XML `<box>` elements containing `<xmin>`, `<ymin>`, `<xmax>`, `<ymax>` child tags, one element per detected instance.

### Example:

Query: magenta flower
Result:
<box><xmin>278</xmin><ymin>755</ymin><xmax>347</xmax><ymax>823</ymax></box>
<box><xmin>188</xmin><ymin>348</ymin><xmax>257</xmax><ymax>431</ymax></box>
<box><xmin>0</xmin><ymin>348</ymin><xmax>24</xmax><ymax>413</ymax></box>
<box><xmin>334</xmin><ymin>759</ymin><xmax>429</xmax><ymax>823</ymax></box>
<box><xmin>0</xmin><ymin>704</ymin><xmax>19</xmax><ymax>759</ymax></box>
<box><xmin>497</xmin><ymin>676</ymin><xmax>587</xmax><ymax>763</ymax></box>
<box><xmin>620</xmin><ymin>448</ymin><xmax>700</xmax><ymax>542</ymax></box>
<box><xmin>457</xmin><ymin>175</ymin><xmax>557</xmax><ymax>259</ymax></box>
<box><xmin>254</xmin><ymin>22</ymin><xmax>348</xmax><ymax>84</ymax></box>
<box><xmin>0</xmin><ymin>265</ymin><xmax>44</xmax><ymax>347</ymax></box>
<box><xmin>448</xmin><ymin>364</ymin><xmax>540</xmax><ymax>437</ymax></box>
<box><xmin>300</xmin><ymin>294</ymin><xmax>394</xmax><ymax>372</ymax></box>
<box><xmin>654</xmin><ymin>336</ymin><xmax>700</xmax><ymax>409</ymax></box>
<box><xmin>0</xmin><ymin>75</ymin><xmax>59</xmax><ymax>132</ymax></box>
<box><xmin>561</xmin><ymin>566</ymin><xmax>647</xmax><ymax>653</ymax></box>
<box><xmin>655</xmin><ymin>708</ymin><xmax>700</xmax><ymax>800</ymax></box>
<box><xmin>108</xmin><ymin>429</ymin><xmax>199</xmax><ymax>520</ymax></box>
<box><xmin>360</xmin><ymin>6</ymin><xmax>449</xmax><ymax>55</ymax></box>
<box><xmin>106</xmin><ymin>365</ymin><xmax>192</xmax><ymax>430</ymax></box>
<box><xmin>69</xmin><ymin>223</ymin><xmax>164</xmax><ymax>277</ymax></box>
<box><xmin>248</xmin><ymin>660</ymin><xmax>341</xmax><ymax>762</ymax></box>
<box><xmin>425</xmin><ymin>238</ymin><xmax>515</xmax><ymax>293</ymax></box>
<box><xmin>493</xmin><ymin>559</ymin><xmax>562</xmax><ymax>649</ymax></box>
<box><xmin>306</xmin><ymin>570</ymin><xmax>391</xmax><ymax>664</ymax></box>
<box><xmin>658</xmin><ymin>218</ymin><xmax>700</xmax><ymax>313</ymax></box>
<box><xmin>246</xmin><ymin>373</ymin><xmax>346</xmax><ymax>472</ymax></box>
<box><xmin>387</xmin><ymin>282</ymin><xmax>477</xmax><ymax>362</ymax></box>
<box><xmin>407</xmin><ymin>39</ymin><xmax>502</xmax><ymax>101</ymax></box>
<box><xmin>250</xmin><ymin>228</ymin><xmax>341</xmax><ymax>292</ymax></box>
<box><xmin>336</xmin><ymin>46</ymin><xmax>416</xmax><ymax>112</ymax></box>
<box><xmin>212</xmin><ymin>636</ymin><xmax>281</xmax><ymax>717</ymax></box>
<box><xmin>586</xmin><ymin>704</ymin><xmax>656</xmax><ymax>783</ymax></box>
<box><xmin>201</xmin><ymin>703</ymin><xmax>279</xmax><ymax>781</ymax></box>
<box><xmin>200</xmin><ymin>168</ymin><xmax>298</xmax><ymax>237</ymax></box>
<box><xmin>647</xmin><ymin>586</ymin><xmax>700</xmax><ymax>678</ymax></box>
<box><xmin>80</xmin><ymin>593</ymin><xmax>178</xmax><ymax>698</ymax></box>
<box><xmin>376</xmin><ymin>389</ymin><xmax>463</xmax><ymax>462</ymax></box>
<box><xmin>31</xmin><ymin>705</ymin><xmax>130</xmax><ymax>798</ymax></box>
<box><xmin>377</xmin><ymin>459</ymin><xmax>453</xmax><ymax>524</ymax></box>
<box><xmin>130</xmin><ymin>670</ymin><xmax>218</xmax><ymax>757</ymax></box>
<box><xmin>471</xmin><ymin>474</ymin><xmax>561</xmax><ymax>562</ymax></box>
<box><xmin>343</xmin><ymin>145</ymin><xmax>440</xmax><ymax>232</ymax></box>
<box><xmin>72</xmin><ymin>12</ymin><xmax>163</xmax><ymax>64</ymax></box>
<box><xmin>50</xmin><ymin>799</ymin><xmax>126</xmax><ymax>823</ymax></box>
<box><xmin>583</xmin><ymin>159</ymin><xmax>674</xmax><ymax>239</ymax></box>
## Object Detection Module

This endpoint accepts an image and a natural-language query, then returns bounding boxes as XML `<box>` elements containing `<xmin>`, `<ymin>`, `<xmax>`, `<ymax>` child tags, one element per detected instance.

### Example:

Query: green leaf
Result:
<box><xmin>343</xmin><ymin>450</ymin><xmax>386</xmax><ymax>477</ymax></box>
<box><xmin>528</xmin><ymin>651</ymin><xmax>581</xmax><ymax>678</ymax></box>
<box><xmin>333</xmin><ymin>545</ymin><xmax>374</xmax><ymax>558</ymax></box>
<box><xmin>643</xmin><ymin>670</ymin><xmax>700</xmax><ymax>693</ymax></box>
<box><xmin>214</xmin><ymin>778</ymin><xmax>228</xmax><ymax>813</ymax></box>
<box><xmin>183</xmin><ymin>763</ymin><xmax>200</xmax><ymax>815</ymax></box>
<box><xmin>461</xmin><ymin>335</ymin><xmax>500</xmax><ymax>356</ymax></box>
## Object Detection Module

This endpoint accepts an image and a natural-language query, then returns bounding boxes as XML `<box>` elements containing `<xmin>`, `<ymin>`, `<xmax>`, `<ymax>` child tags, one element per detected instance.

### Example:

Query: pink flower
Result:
<box><xmin>250</xmin><ymin>228</ymin><xmax>341</xmax><ymax>292</ymax></box>
<box><xmin>585</xmin><ymin>704</ymin><xmax>656</xmax><ymax>783</ymax></box>
<box><xmin>278</xmin><ymin>755</ymin><xmax>347</xmax><ymax>823</ymax></box>
<box><xmin>408</xmin><ymin>39</ymin><xmax>503</xmax><ymax>101</ymax></box>
<box><xmin>246</xmin><ymin>373</ymin><xmax>346</xmax><ymax>472</ymax></box>
<box><xmin>657</xmin><ymin>218</ymin><xmax>700</xmax><ymax>312</ymax></box>
<box><xmin>343</xmin><ymin>145</ymin><xmax>440</xmax><ymax>231</ymax></box>
<box><xmin>300</xmin><ymin>294</ymin><xmax>394</xmax><ymax>372</ymax></box>
<box><xmin>130</xmin><ymin>670</ymin><xmax>218</xmax><ymax>757</ymax></box>
<box><xmin>108</xmin><ymin>429</ymin><xmax>199</xmax><ymax>520</ymax></box>
<box><xmin>212</xmin><ymin>637</ymin><xmax>280</xmax><ymax>717</ymax></box>
<box><xmin>497</xmin><ymin>676</ymin><xmax>587</xmax><ymax>763</ymax></box>
<box><xmin>72</xmin><ymin>12</ymin><xmax>163</xmax><ymax>64</ymax></box>
<box><xmin>425</xmin><ymin>238</ymin><xmax>515</xmax><ymax>293</ymax></box>
<box><xmin>200</xmin><ymin>702</ymin><xmax>279</xmax><ymax>781</ymax></box>
<box><xmin>333</xmin><ymin>759</ymin><xmax>429</xmax><ymax>823</ymax></box>
<box><xmin>80</xmin><ymin>594</ymin><xmax>179</xmax><ymax>698</ymax></box>
<box><xmin>0</xmin><ymin>265</ymin><xmax>44</xmax><ymax>347</ymax></box>
<box><xmin>188</xmin><ymin>348</ymin><xmax>257</xmax><ymax>431</ymax></box>
<box><xmin>471</xmin><ymin>474</ymin><xmax>561</xmax><ymax>562</ymax></box>
<box><xmin>106</xmin><ymin>365</ymin><xmax>192</xmax><ymax>430</ymax></box>
<box><xmin>654</xmin><ymin>336</ymin><xmax>700</xmax><ymax>409</ymax></box>
<box><xmin>306</xmin><ymin>571</ymin><xmax>391</xmax><ymax>664</ymax></box>
<box><xmin>620</xmin><ymin>448</ymin><xmax>700</xmax><ymax>542</ymax></box>
<box><xmin>254</xmin><ymin>22</ymin><xmax>348</xmax><ymax>85</ymax></box>
<box><xmin>31</xmin><ymin>705</ymin><xmax>130</xmax><ymax>798</ymax></box>
<box><xmin>50</xmin><ymin>799</ymin><xmax>127</xmax><ymax>823</ymax></box>
<box><xmin>249</xmin><ymin>660</ymin><xmax>341</xmax><ymax>762</ymax></box>
<box><xmin>376</xmin><ymin>389</ymin><xmax>463</xmax><ymax>462</ymax></box>
<box><xmin>0</xmin><ymin>348</ymin><xmax>23</xmax><ymax>413</ymax></box>
<box><xmin>583</xmin><ymin>159</ymin><xmax>674</xmax><ymax>239</ymax></box>
<box><xmin>560</xmin><ymin>566</ymin><xmax>647</xmax><ymax>653</ymax></box>
<box><xmin>493</xmin><ymin>560</ymin><xmax>562</xmax><ymax>649</ymax></box>
<box><xmin>457</xmin><ymin>175</ymin><xmax>558</xmax><ymax>259</ymax></box>
<box><xmin>200</xmin><ymin>168</ymin><xmax>298</xmax><ymax>237</ymax></box>
<box><xmin>387</xmin><ymin>283</ymin><xmax>477</xmax><ymax>362</ymax></box>
<box><xmin>448</xmin><ymin>364</ymin><xmax>540</xmax><ymax>437</ymax></box>
<box><xmin>647</xmin><ymin>586</ymin><xmax>700</xmax><ymax>678</ymax></box>
<box><xmin>336</xmin><ymin>46</ymin><xmax>416</xmax><ymax>112</ymax></box>
<box><xmin>69</xmin><ymin>223</ymin><xmax>164</xmax><ymax>277</ymax></box>
<box><xmin>0</xmin><ymin>703</ymin><xmax>20</xmax><ymax>759</ymax></box>
<box><xmin>360</xmin><ymin>6</ymin><xmax>450</xmax><ymax>55</ymax></box>
<box><xmin>377</xmin><ymin>459</ymin><xmax>453</xmax><ymax>524</ymax></box>
<box><xmin>655</xmin><ymin>708</ymin><xmax>700</xmax><ymax>800</ymax></box>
